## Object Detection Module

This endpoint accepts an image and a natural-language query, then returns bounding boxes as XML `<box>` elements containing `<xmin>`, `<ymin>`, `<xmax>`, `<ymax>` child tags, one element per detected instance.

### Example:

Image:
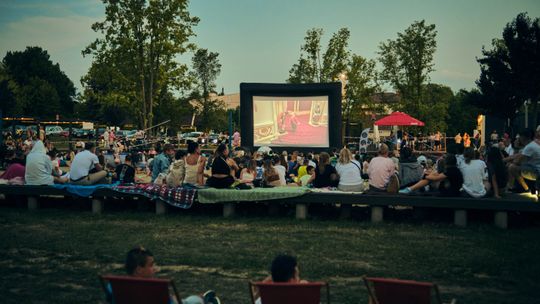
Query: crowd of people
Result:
<box><xmin>2</xmin><ymin>126</ymin><xmax>540</xmax><ymax>200</ymax></box>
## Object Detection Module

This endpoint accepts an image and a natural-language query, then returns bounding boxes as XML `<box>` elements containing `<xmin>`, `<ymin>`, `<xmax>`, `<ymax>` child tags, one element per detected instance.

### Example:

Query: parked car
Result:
<box><xmin>207</xmin><ymin>133</ymin><xmax>220</xmax><ymax>145</ymax></box>
<box><xmin>181</xmin><ymin>131</ymin><xmax>204</xmax><ymax>144</ymax></box>
<box><xmin>45</xmin><ymin>125</ymin><xmax>64</xmax><ymax>136</ymax></box>
<box><xmin>72</xmin><ymin>128</ymin><xmax>94</xmax><ymax>138</ymax></box>
<box><xmin>60</xmin><ymin>128</ymin><xmax>70</xmax><ymax>137</ymax></box>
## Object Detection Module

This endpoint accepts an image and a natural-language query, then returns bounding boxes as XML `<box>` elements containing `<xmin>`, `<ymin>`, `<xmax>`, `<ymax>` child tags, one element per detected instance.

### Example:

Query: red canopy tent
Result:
<box><xmin>374</xmin><ymin>111</ymin><xmax>425</xmax><ymax>126</ymax></box>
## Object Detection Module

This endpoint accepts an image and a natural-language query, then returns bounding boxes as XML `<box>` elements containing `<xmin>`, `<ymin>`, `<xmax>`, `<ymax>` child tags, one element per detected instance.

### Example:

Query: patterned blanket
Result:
<box><xmin>112</xmin><ymin>184</ymin><xmax>197</xmax><ymax>209</ymax></box>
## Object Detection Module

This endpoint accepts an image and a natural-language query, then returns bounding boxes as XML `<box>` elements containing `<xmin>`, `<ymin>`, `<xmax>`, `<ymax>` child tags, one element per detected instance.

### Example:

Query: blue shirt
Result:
<box><xmin>152</xmin><ymin>153</ymin><xmax>171</xmax><ymax>182</ymax></box>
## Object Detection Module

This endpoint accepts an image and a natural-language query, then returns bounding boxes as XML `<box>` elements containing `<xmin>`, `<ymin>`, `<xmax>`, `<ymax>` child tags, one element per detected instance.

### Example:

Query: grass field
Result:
<box><xmin>0</xmin><ymin>204</ymin><xmax>539</xmax><ymax>304</ymax></box>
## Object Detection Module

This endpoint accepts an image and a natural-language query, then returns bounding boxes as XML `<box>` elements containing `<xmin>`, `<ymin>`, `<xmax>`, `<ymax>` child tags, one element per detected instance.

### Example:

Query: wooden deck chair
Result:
<box><xmin>249</xmin><ymin>281</ymin><xmax>330</xmax><ymax>304</ymax></box>
<box><xmin>363</xmin><ymin>276</ymin><xmax>456</xmax><ymax>304</ymax></box>
<box><xmin>100</xmin><ymin>275</ymin><xmax>181</xmax><ymax>304</ymax></box>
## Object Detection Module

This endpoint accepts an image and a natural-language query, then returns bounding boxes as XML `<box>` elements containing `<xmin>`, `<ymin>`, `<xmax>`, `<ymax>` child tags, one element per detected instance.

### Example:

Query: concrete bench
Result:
<box><xmin>2</xmin><ymin>185</ymin><xmax>539</xmax><ymax>228</ymax></box>
<box><xmin>284</xmin><ymin>192</ymin><xmax>540</xmax><ymax>229</ymax></box>
<box><xmin>0</xmin><ymin>185</ymin><xmax>167</xmax><ymax>215</ymax></box>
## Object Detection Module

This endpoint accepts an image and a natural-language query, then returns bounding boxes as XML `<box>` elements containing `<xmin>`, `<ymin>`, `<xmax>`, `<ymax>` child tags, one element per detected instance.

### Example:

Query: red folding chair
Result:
<box><xmin>249</xmin><ymin>281</ymin><xmax>330</xmax><ymax>304</ymax></box>
<box><xmin>100</xmin><ymin>275</ymin><xmax>181</xmax><ymax>304</ymax></box>
<box><xmin>363</xmin><ymin>277</ymin><xmax>456</xmax><ymax>304</ymax></box>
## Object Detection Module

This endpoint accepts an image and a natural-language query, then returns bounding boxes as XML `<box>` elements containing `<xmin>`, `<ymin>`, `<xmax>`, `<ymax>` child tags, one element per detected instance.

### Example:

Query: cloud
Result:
<box><xmin>0</xmin><ymin>15</ymin><xmax>99</xmax><ymax>53</ymax></box>
<box><xmin>0</xmin><ymin>15</ymin><xmax>100</xmax><ymax>90</ymax></box>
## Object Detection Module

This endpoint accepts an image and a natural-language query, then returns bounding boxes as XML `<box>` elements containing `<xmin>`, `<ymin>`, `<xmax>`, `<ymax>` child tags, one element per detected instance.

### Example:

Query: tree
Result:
<box><xmin>475</xmin><ymin>13</ymin><xmax>540</xmax><ymax>127</ymax></box>
<box><xmin>82</xmin><ymin>0</ymin><xmax>199</xmax><ymax>130</ymax></box>
<box><xmin>0</xmin><ymin>46</ymin><xmax>76</xmax><ymax>119</ymax></box>
<box><xmin>288</xmin><ymin>28</ymin><xmax>378</xmax><ymax>136</ymax></box>
<box><xmin>421</xmin><ymin>83</ymin><xmax>453</xmax><ymax>133</ymax></box>
<box><xmin>343</xmin><ymin>54</ymin><xmax>379</xmax><ymax>136</ymax></box>
<box><xmin>321</xmin><ymin>28</ymin><xmax>350</xmax><ymax>82</ymax></box>
<box><xmin>191</xmin><ymin>49</ymin><xmax>221</xmax><ymax>98</ymax></box>
<box><xmin>288</xmin><ymin>28</ymin><xmax>322</xmax><ymax>83</ymax></box>
<box><xmin>447</xmin><ymin>89</ymin><xmax>482</xmax><ymax>136</ymax></box>
<box><xmin>191</xmin><ymin>48</ymin><xmax>224</xmax><ymax>132</ymax></box>
<box><xmin>288</xmin><ymin>28</ymin><xmax>351</xmax><ymax>83</ymax></box>
<box><xmin>378</xmin><ymin>20</ymin><xmax>437</xmax><ymax>119</ymax></box>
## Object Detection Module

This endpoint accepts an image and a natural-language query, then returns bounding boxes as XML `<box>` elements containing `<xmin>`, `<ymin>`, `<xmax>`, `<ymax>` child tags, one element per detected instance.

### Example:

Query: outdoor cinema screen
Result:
<box><xmin>253</xmin><ymin>96</ymin><xmax>329</xmax><ymax>147</ymax></box>
<box><xmin>240</xmin><ymin>82</ymin><xmax>342</xmax><ymax>151</ymax></box>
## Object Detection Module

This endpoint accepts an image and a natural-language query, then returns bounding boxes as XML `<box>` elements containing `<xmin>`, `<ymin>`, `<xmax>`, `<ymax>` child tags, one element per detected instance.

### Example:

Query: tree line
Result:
<box><xmin>0</xmin><ymin>2</ymin><xmax>538</xmax><ymax>136</ymax></box>
<box><xmin>288</xmin><ymin>13</ymin><xmax>540</xmax><ymax>136</ymax></box>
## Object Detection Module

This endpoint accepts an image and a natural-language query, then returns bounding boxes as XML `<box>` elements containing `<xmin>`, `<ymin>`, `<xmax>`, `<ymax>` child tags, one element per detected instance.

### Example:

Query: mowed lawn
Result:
<box><xmin>0</xmin><ymin>204</ymin><xmax>539</xmax><ymax>304</ymax></box>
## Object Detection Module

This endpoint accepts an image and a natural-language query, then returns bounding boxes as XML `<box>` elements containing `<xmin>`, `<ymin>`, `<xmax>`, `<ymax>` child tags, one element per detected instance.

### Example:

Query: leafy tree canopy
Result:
<box><xmin>0</xmin><ymin>46</ymin><xmax>76</xmax><ymax>119</ymax></box>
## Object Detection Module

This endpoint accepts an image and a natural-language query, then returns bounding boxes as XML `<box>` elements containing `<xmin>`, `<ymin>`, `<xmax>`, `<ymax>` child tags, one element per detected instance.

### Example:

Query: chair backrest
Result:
<box><xmin>249</xmin><ymin>281</ymin><xmax>329</xmax><ymax>304</ymax></box>
<box><xmin>100</xmin><ymin>275</ymin><xmax>180</xmax><ymax>304</ymax></box>
<box><xmin>363</xmin><ymin>277</ymin><xmax>441</xmax><ymax>304</ymax></box>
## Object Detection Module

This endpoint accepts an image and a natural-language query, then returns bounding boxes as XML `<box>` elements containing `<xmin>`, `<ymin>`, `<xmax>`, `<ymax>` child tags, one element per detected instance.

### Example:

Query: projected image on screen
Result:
<box><xmin>253</xmin><ymin>96</ymin><xmax>329</xmax><ymax>147</ymax></box>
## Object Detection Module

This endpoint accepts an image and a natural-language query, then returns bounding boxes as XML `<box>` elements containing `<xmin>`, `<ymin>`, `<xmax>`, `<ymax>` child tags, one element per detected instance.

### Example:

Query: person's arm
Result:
<box><xmin>227</xmin><ymin>158</ymin><xmax>239</xmax><ymax>176</ymax></box>
<box><xmin>92</xmin><ymin>154</ymin><xmax>103</xmax><ymax>172</ymax></box>
<box><xmin>306</xmin><ymin>173</ymin><xmax>315</xmax><ymax>185</ymax></box>
<box><xmin>197</xmin><ymin>157</ymin><xmax>206</xmax><ymax>185</ymax></box>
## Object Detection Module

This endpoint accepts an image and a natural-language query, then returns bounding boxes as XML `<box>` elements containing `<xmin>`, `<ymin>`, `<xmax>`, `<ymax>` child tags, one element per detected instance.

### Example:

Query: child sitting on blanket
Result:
<box><xmin>166</xmin><ymin>150</ymin><xmax>187</xmax><ymax>187</ymax></box>
<box><xmin>298</xmin><ymin>165</ymin><xmax>314</xmax><ymax>187</ymax></box>
<box><xmin>105</xmin><ymin>246</ymin><xmax>221</xmax><ymax>304</ymax></box>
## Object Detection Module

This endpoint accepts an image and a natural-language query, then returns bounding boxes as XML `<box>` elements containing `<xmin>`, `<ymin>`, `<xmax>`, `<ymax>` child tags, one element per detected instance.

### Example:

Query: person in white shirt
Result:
<box><xmin>103</xmin><ymin>128</ymin><xmax>110</xmax><ymax>149</ymax></box>
<box><xmin>507</xmin><ymin>129</ymin><xmax>537</xmax><ymax>192</ymax></box>
<box><xmin>335</xmin><ymin>147</ymin><xmax>365</xmax><ymax>192</ymax></box>
<box><xmin>459</xmin><ymin>147</ymin><xmax>487</xmax><ymax>198</ymax></box>
<box><xmin>273</xmin><ymin>156</ymin><xmax>287</xmax><ymax>186</ymax></box>
<box><xmin>25</xmin><ymin>140</ymin><xmax>54</xmax><ymax>185</ymax></box>
<box><xmin>69</xmin><ymin>142</ymin><xmax>109</xmax><ymax>185</ymax></box>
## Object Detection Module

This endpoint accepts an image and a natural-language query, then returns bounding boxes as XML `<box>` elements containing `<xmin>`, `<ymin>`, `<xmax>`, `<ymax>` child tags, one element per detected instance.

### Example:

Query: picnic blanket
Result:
<box><xmin>51</xmin><ymin>183</ymin><xmax>115</xmax><ymax>197</ymax></box>
<box><xmin>112</xmin><ymin>184</ymin><xmax>197</xmax><ymax>209</ymax></box>
<box><xmin>197</xmin><ymin>186</ymin><xmax>310</xmax><ymax>204</ymax></box>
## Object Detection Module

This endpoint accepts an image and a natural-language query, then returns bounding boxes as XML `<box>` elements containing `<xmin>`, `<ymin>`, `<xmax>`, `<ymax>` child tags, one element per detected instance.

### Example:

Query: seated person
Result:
<box><xmin>239</xmin><ymin>159</ymin><xmax>257</xmax><ymax>186</ymax></box>
<box><xmin>0</xmin><ymin>150</ymin><xmax>25</xmax><ymax>184</ymax></box>
<box><xmin>399</xmin><ymin>154</ymin><xmax>463</xmax><ymax>196</ymax></box>
<box><xmin>252</xmin><ymin>254</ymin><xmax>308</xmax><ymax>304</ymax></box>
<box><xmin>152</xmin><ymin>144</ymin><xmax>175</xmax><ymax>183</ymax></box>
<box><xmin>166</xmin><ymin>150</ymin><xmax>187</xmax><ymax>187</ymax></box>
<box><xmin>486</xmin><ymin>147</ymin><xmax>508</xmax><ymax>198</ymax></box>
<box><xmin>367</xmin><ymin>144</ymin><xmax>399</xmax><ymax>193</ymax></box>
<box><xmin>105</xmin><ymin>247</ymin><xmax>220</xmax><ymax>304</ymax></box>
<box><xmin>398</xmin><ymin>147</ymin><xmax>423</xmax><ymax>188</ymax></box>
<box><xmin>184</xmin><ymin>142</ymin><xmax>207</xmax><ymax>186</ymax></box>
<box><xmin>298</xmin><ymin>165</ymin><xmax>314</xmax><ymax>186</ymax></box>
<box><xmin>263</xmin><ymin>159</ymin><xmax>281</xmax><ymax>187</ymax></box>
<box><xmin>508</xmin><ymin>128</ymin><xmax>540</xmax><ymax>192</ymax></box>
<box><xmin>69</xmin><ymin>142</ymin><xmax>110</xmax><ymax>185</ymax></box>
<box><xmin>296</xmin><ymin>158</ymin><xmax>309</xmax><ymax>181</ymax></box>
<box><xmin>273</xmin><ymin>156</ymin><xmax>287</xmax><ymax>186</ymax></box>
<box><xmin>25</xmin><ymin>140</ymin><xmax>63</xmax><ymax>185</ymax></box>
<box><xmin>459</xmin><ymin>147</ymin><xmax>488</xmax><ymax>198</ymax></box>
<box><xmin>114</xmin><ymin>154</ymin><xmax>136</xmax><ymax>184</ymax></box>
<box><xmin>206</xmin><ymin>144</ymin><xmax>237</xmax><ymax>189</ymax></box>
<box><xmin>307</xmin><ymin>152</ymin><xmax>339</xmax><ymax>188</ymax></box>
<box><xmin>335</xmin><ymin>147</ymin><xmax>365</xmax><ymax>192</ymax></box>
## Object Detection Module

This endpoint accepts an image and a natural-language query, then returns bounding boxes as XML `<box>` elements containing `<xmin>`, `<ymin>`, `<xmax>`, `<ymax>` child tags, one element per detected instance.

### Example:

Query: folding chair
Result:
<box><xmin>249</xmin><ymin>281</ymin><xmax>330</xmax><ymax>304</ymax></box>
<box><xmin>363</xmin><ymin>277</ymin><xmax>456</xmax><ymax>304</ymax></box>
<box><xmin>100</xmin><ymin>275</ymin><xmax>181</xmax><ymax>304</ymax></box>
